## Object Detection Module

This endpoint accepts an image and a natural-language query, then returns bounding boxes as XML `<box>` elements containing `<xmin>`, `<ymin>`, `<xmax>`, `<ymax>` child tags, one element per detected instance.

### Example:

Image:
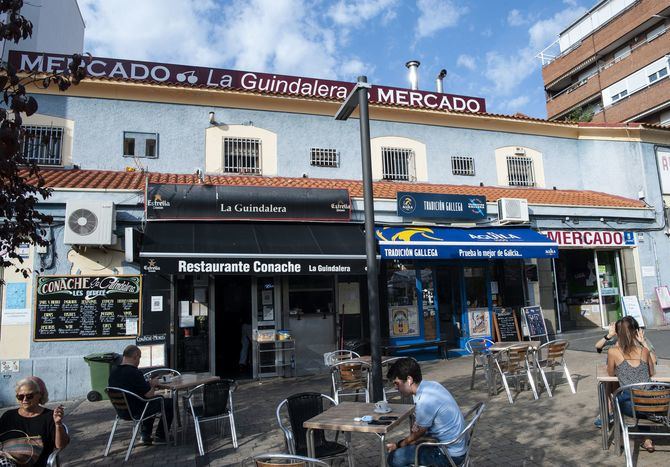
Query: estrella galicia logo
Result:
<box><xmin>143</xmin><ymin>259</ymin><xmax>161</xmax><ymax>273</ymax></box>
<box><xmin>147</xmin><ymin>194</ymin><xmax>171</xmax><ymax>210</ymax></box>
<box><xmin>399</xmin><ymin>194</ymin><xmax>416</xmax><ymax>214</ymax></box>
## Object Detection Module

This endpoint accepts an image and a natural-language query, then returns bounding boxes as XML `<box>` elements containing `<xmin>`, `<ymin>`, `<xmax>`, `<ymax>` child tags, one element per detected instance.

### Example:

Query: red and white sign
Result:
<box><xmin>541</xmin><ymin>230</ymin><xmax>636</xmax><ymax>248</ymax></box>
<box><xmin>657</xmin><ymin>148</ymin><xmax>670</xmax><ymax>195</ymax></box>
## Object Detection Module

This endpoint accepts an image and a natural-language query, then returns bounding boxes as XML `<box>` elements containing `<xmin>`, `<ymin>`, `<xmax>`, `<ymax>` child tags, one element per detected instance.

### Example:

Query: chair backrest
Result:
<box><xmin>537</xmin><ymin>339</ymin><xmax>568</xmax><ymax>364</ymax></box>
<box><xmin>332</xmin><ymin>361</ymin><xmax>370</xmax><ymax>389</ymax></box>
<box><xmin>458</xmin><ymin>402</ymin><xmax>486</xmax><ymax>465</ymax></box>
<box><xmin>105</xmin><ymin>386</ymin><xmax>144</xmax><ymax>421</ymax></box>
<box><xmin>499</xmin><ymin>346</ymin><xmax>529</xmax><ymax>373</ymax></box>
<box><xmin>143</xmin><ymin>368</ymin><xmax>181</xmax><ymax>381</ymax></box>
<box><xmin>324</xmin><ymin>350</ymin><xmax>360</xmax><ymax>366</ymax></box>
<box><xmin>254</xmin><ymin>453</ymin><xmax>329</xmax><ymax>467</ymax></box>
<box><xmin>201</xmin><ymin>379</ymin><xmax>237</xmax><ymax>418</ymax></box>
<box><xmin>381</xmin><ymin>356</ymin><xmax>404</xmax><ymax>389</ymax></box>
<box><xmin>631</xmin><ymin>383</ymin><xmax>670</xmax><ymax>419</ymax></box>
<box><xmin>278</xmin><ymin>392</ymin><xmax>334</xmax><ymax>453</ymax></box>
<box><xmin>465</xmin><ymin>338</ymin><xmax>493</xmax><ymax>354</ymax></box>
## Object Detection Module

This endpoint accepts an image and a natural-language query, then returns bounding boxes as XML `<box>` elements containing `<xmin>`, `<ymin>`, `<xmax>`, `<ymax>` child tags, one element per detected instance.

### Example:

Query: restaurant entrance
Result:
<box><xmin>214</xmin><ymin>275</ymin><xmax>252</xmax><ymax>378</ymax></box>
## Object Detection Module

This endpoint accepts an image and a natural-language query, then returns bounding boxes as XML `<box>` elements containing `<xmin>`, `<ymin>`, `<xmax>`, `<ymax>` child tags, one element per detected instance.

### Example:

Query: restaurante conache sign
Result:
<box><xmin>10</xmin><ymin>51</ymin><xmax>486</xmax><ymax>113</ymax></box>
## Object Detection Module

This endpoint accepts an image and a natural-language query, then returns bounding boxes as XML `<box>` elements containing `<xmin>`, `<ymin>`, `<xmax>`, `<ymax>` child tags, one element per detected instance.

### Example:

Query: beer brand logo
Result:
<box><xmin>399</xmin><ymin>195</ymin><xmax>416</xmax><ymax>214</ymax></box>
<box><xmin>143</xmin><ymin>259</ymin><xmax>161</xmax><ymax>273</ymax></box>
<box><xmin>330</xmin><ymin>200</ymin><xmax>351</xmax><ymax>212</ymax></box>
<box><xmin>147</xmin><ymin>194</ymin><xmax>171</xmax><ymax>209</ymax></box>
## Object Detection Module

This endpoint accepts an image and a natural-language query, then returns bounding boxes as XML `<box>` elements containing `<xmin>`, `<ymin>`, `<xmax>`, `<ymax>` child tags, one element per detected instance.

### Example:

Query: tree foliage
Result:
<box><xmin>0</xmin><ymin>0</ymin><xmax>87</xmax><ymax>280</ymax></box>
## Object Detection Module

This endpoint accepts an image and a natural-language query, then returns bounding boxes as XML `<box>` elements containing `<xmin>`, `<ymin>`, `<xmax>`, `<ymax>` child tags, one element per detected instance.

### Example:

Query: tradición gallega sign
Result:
<box><xmin>11</xmin><ymin>51</ymin><xmax>486</xmax><ymax>114</ymax></box>
<box><xmin>397</xmin><ymin>192</ymin><xmax>487</xmax><ymax>220</ymax></box>
<box><xmin>541</xmin><ymin>230</ymin><xmax>636</xmax><ymax>247</ymax></box>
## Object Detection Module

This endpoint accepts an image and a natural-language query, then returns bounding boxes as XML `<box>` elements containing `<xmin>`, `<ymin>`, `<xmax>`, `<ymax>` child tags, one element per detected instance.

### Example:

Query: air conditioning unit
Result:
<box><xmin>498</xmin><ymin>198</ymin><xmax>529</xmax><ymax>224</ymax></box>
<box><xmin>64</xmin><ymin>201</ymin><xmax>117</xmax><ymax>245</ymax></box>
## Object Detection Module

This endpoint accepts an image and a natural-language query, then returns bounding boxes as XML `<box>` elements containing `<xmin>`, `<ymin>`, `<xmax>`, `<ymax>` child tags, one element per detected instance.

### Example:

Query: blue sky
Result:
<box><xmin>79</xmin><ymin>0</ymin><xmax>593</xmax><ymax>119</ymax></box>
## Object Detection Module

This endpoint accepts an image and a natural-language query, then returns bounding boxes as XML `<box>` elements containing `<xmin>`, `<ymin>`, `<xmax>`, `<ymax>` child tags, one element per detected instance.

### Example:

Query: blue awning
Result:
<box><xmin>376</xmin><ymin>227</ymin><xmax>558</xmax><ymax>260</ymax></box>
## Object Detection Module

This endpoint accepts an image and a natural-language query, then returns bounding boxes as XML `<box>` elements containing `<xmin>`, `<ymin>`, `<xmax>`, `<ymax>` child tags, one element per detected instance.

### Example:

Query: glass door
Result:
<box><xmin>436</xmin><ymin>266</ymin><xmax>463</xmax><ymax>346</ymax></box>
<box><xmin>463</xmin><ymin>265</ymin><xmax>492</xmax><ymax>344</ymax></box>
<box><xmin>595</xmin><ymin>250</ymin><xmax>623</xmax><ymax>327</ymax></box>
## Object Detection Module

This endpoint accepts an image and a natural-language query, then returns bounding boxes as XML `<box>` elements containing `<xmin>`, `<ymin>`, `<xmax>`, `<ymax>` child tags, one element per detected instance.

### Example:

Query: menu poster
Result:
<box><xmin>34</xmin><ymin>275</ymin><xmax>141</xmax><ymax>341</ymax></box>
<box><xmin>492</xmin><ymin>307</ymin><xmax>521</xmax><ymax>342</ymax></box>
<box><xmin>521</xmin><ymin>306</ymin><xmax>547</xmax><ymax>339</ymax></box>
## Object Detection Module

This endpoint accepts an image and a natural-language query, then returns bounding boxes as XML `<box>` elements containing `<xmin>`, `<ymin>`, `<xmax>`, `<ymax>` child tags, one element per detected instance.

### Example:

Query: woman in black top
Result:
<box><xmin>0</xmin><ymin>377</ymin><xmax>69</xmax><ymax>466</ymax></box>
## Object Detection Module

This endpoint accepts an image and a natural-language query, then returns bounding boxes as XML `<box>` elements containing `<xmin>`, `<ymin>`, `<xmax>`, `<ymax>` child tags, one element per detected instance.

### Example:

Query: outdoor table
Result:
<box><xmin>156</xmin><ymin>373</ymin><xmax>220</xmax><ymax>446</ymax></box>
<box><xmin>596</xmin><ymin>365</ymin><xmax>670</xmax><ymax>450</ymax></box>
<box><xmin>304</xmin><ymin>401</ymin><xmax>414</xmax><ymax>466</ymax></box>
<box><xmin>486</xmin><ymin>341</ymin><xmax>540</xmax><ymax>396</ymax></box>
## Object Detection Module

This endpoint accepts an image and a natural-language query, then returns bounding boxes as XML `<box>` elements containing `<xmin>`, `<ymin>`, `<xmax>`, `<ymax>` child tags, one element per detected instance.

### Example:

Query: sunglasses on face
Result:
<box><xmin>16</xmin><ymin>393</ymin><xmax>36</xmax><ymax>401</ymax></box>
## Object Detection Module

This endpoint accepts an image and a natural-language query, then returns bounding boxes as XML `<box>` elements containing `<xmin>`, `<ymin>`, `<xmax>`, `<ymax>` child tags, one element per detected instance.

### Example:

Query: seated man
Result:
<box><xmin>108</xmin><ymin>345</ymin><xmax>173</xmax><ymax>444</ymax></box>
<box><xmin>386</xmin><ymin>358</ymin><xmax>466</xmax><ymax>467</ymax></box>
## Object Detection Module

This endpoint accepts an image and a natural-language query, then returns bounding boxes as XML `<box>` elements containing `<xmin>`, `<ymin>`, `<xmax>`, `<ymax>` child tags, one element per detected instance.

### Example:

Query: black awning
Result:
<box><xmin>139</xmin><ymin>222</ymin><xmax>367</xmax><ymax>274</ymax></box>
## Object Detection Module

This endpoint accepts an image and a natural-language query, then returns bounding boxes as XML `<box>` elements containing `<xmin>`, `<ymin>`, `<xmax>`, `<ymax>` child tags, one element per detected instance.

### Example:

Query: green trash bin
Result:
<box><xmin>83</xmin><ymin>352</ymin><xmax>121</xmax><ymax>402</ymax></box>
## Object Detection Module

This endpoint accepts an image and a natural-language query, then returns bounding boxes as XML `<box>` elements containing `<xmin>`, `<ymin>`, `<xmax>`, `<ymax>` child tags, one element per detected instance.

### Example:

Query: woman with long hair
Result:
<box><xmin>607</xmin><ymin>316</ymin><xmax>655</xmax><ymax>452</ymax></box>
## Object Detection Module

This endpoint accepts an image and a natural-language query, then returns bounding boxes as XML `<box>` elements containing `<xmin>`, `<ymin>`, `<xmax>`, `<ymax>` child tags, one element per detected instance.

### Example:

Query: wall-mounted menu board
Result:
<box><xmin>34</xmin><ymin>275</ymin><xmax>142</xmax><ymax>341</ymax></box>
<box><xmin>492</xmin><ymin>307</ymin><xmax>521</xmax><ymax>342</ymax></box>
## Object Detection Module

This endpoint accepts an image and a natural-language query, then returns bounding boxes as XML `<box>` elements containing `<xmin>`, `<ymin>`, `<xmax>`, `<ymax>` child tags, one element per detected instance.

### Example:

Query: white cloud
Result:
<box><xmin>507</xmin><ymin>9</ymin><xmax>527</xmax><ymax>27</ymax></box>
<box><xmin>456</xmin><ymin>54</ymin><xmax>476</xmax><ymax>71</ymax></box>
<box><xmin>528</xmin><ymin>7</ymin><xmax>587</xmax><ymax>50</ymax></box>
<box><xmin>502</xmin><ymin>95</ymin><xmax>530</xmax><ymax>113</ymax></box>
<box><xmin>340</xmin><ymin>58</ymin><xmax>371</xmax><ymax>78</ymax></box>
<box><xmin>327</xmin><ymin>0</ymin><xmax>399</xmax><ymax>28</ymax></box>
<box><xmin>414</xmin><ymin>0</ymin><xmax>468</xmax><ymax>40</ymax></box>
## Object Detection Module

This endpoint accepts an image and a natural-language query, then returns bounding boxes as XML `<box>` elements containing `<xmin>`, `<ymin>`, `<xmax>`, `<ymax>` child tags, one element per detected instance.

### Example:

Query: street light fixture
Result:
<box><xmin>335</xmin><ymin>76</ymin><xmax>384</xmax><ymax>402</ymax></box>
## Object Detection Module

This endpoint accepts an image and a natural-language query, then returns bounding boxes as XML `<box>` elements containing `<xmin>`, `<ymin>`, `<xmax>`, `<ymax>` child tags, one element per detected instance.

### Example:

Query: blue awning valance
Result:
<box><xmin>376</xmin><ymin>227</ymin><xmax>558</xmax><ymax>260</ymax></box>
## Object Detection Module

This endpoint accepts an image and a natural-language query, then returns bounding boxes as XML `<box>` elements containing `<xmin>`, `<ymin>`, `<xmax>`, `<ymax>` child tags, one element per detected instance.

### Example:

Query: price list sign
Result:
<box><xmin>34</xmin><ymin>275</ymin><xmax>142</xmax><ymax>341</ymax></box>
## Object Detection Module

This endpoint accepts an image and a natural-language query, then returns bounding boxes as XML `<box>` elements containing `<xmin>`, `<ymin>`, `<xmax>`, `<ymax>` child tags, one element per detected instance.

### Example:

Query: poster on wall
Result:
<box><xmin>467</xmin><ymin>308</ymin><xmax>491</xmax><ymax>337</ymax></box>
<box><xmin>2</xmin><ymin>282</ymin><xmax>30</xmax><ymax>325</ymax></box>
<box><xmin>34</xmin><ymin>275</ymin><xmax>141</xmax><ymax>341</ymax></box>
<box><xmin>622</xmin><ymin>296</ymin><xmax>645</xmax><ymax>327</ymax></box>
<box><xmin>389</xmin><ymin>306</ymin><xmax>419</xmax><ymax>337</ymax></box>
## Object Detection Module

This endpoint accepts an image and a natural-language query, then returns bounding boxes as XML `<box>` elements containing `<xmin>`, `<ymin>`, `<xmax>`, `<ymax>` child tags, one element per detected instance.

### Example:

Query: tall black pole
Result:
<box><xmin>356</xmin><ymin>76</ymin><xmax>383</xmax><ymax>401</ymax></box>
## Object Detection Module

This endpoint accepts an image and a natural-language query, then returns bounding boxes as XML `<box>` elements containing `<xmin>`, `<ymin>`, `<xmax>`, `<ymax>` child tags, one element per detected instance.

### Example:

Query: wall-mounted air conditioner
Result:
<box><xmin>498</xmin><ymin>198</ymin><xmax>529</xmax><ymax>224</ymax></box>
<box><xmin>64</xmin><ymin>201</ymin><xmax>117</xmax><ymax>245</ymax></box>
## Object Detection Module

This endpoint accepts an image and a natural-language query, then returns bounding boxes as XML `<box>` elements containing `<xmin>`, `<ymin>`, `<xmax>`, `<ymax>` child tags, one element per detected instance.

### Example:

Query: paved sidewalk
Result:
<box><xmin>28</xmin><ymin>350</ymin><xmax>670</xmax><ymax>465</ymax></box>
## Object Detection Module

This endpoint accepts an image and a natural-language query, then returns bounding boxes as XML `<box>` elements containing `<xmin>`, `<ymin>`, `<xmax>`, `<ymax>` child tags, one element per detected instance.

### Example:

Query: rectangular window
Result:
<box><xmin>649</xmin><ymin>67</ymin><xmax>668</xmax><ymax>84</ymax></box>
<box><xmin>21</xmin><ymin>126</ymin><xmax>64</xmax><ymax>165</ymax></box>
<box><xmin>223</xmin><ymin>137</ymin><xmax>261</xmax><ymax>174</ymax></box>
<box><xmin>451</xmin><ymin>156</ymin><xmax>475</xmax><ymax>176</ymax></box>
<box><xmin>310</xmin><ymin>148</ymin><xmax>339</xmax><ymax>167</ymax></box>
<box><xmin>123</xmin><ymin>131</ymin><xmax>159</xmax><ymax>158</ymax></box>
<box><xmin>611</xmin><ymin>89</ymin><xmax>628</xmax><ymax>102</ymax></box>
<box><xmin>506</xmin><ymin>155</ymin><xmax>535</xmax><ymax>187</ymax></box>
<box><xmin>381</xmin><ymin>147</ymin><xmax>414</xmax><ymax>181</ymax></box>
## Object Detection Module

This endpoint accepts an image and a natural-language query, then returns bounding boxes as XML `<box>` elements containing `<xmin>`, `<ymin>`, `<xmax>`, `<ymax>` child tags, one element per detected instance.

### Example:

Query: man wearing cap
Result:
<box><xmin>385</xmin><ymin>357</ymin><xmax>466</xmax><ymax>466</ymax></box>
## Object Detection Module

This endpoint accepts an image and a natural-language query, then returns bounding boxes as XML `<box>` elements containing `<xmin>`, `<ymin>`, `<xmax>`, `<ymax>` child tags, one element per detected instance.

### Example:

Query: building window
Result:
<box><xmin>381</xmin><ymin>147</ymin><xmax>415</xmax><ymax>181</ymax></box>
<box><xmin>123</xmin><ymin>131</ymin><xmax>158</xmax><ymax>158</ymax></box>
<box><xmin>21</xmin><ymin>126</ymin><xmax>64</xmax><ymax>165</ymax></box>
<box><xmin>223</xmin><ymin>137</ymin><xmax>262</xmax><ymax>174</ymax></box>
<box><xmin>506</xmin><ymin>154</ymin><xmax>535</xmax><ymax>187</ymax></box>
<box><xmin>451</xmin><ymin>156</ymin><xmax>475</xmax><ymax>176</ymax></box>
<box><xmin>310</xmin><ymin>148</ymin><xmax>339</xmax><ymax>167</ymax></box>
<box><xmin>648</xmin><ymin>67</ymin><xmax>668</xmax><ymax>84</ymax></box>
<box><xmin>611</xmin><ymin>89</ymin><xmax>628</xmax><ymax>102</ymax></box>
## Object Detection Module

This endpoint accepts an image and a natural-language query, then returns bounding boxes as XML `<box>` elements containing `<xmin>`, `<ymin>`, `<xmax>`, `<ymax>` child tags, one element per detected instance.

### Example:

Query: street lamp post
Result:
<box><xmin>335</xmin><ymin>76</ymin><xmax>383</xmax><ymax>401</ymax></box>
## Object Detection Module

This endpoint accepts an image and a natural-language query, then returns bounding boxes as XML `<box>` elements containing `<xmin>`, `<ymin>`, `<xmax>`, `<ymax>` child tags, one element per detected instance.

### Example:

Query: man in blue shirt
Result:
<box><xmin>386</xmin><ymin>358</ymin><xmax>466</xmax><ymax>466</ymax></box>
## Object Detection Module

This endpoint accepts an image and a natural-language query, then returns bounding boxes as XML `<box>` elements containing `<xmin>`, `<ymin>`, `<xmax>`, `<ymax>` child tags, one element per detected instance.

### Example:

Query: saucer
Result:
<box><xmin>373</xmin><ymin>407</ymin><xmax>392</xmax><ymax>414</ymax></box>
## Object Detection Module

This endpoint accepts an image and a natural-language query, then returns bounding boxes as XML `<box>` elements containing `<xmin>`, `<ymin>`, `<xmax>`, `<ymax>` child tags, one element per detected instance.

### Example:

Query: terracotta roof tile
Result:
<box><xmin>20</xmin><ymin>168</ymin><xmax>645</xmax><ymax>209</ymax></box>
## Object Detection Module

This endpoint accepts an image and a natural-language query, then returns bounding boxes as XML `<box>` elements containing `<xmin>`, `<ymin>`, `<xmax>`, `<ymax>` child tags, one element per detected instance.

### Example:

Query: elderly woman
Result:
<box><xmin>0</xmin><ymin>377</ymin><xmax>69</xmax><ymax>466</ymax></box>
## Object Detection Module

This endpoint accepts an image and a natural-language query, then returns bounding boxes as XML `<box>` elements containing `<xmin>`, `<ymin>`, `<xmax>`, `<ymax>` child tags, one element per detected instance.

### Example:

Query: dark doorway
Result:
<box><xmin>436</xmin><ymin>266</ymin><xmax>462</xmax><ymax>347</ymax></box>
<box><xmin>215</xmin><ymin>276</ymin><xmax>252</xmax><ymax>379</ymax></box>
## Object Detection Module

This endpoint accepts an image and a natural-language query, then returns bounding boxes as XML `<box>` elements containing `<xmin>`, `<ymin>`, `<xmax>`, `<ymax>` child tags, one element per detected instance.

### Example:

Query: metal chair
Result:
<box><xmin>323</xmin><ymin>350</ymin><xmax>360</xmax><ymax>366</ymax></box>
<box><xmin>613</xmin><ymin>382</ymin><xmax>670</xmax><ymax>467</ymax></box>
<box><xmin>143</xmin><ymin>368</ymin><xmax>181</xmax><ymax>381</ymax></box>
<box><xmin>465</xmin><ymin>338</ymin><xmax>494</xmax><ymax>393</ymax></box>
<box><xmin>251</xmin><ymin>453</ymin><xmax>329</xmax><ymax>466</ymax></box>
<box><xmin>331</xmin><ymin>360</ymin><xmax>370</xmax><ymax>404</ymax></box>
<box><xmin>46</xmin><ymin>423</ymin><xmax>68</xmax><ymax>467</ymax></box>
<box><xmin>493</xmin><ymin>345</ymin><xmax>539</xmax><ymax>404</ymax></box>
<box><xmin>413</xmin><ymin>402</ymin><xmax>486</xmax><ymax>467</ymax></box>
<box><xmin>276</xmin><ymin>392</ymin><xmax>351</xmax><ymax>466</ymax></box>
<box><xmin>104</xmin><ymin>387</ymin><xmax>169</xmax><ymax>462</ymax></box>
<box><xmin>534</xmin><ymin>339</ymin><xmax>575</xmax><ymax>397</ymax></box>
<box><xmin>184</xmin><ymin>379</ymin><xmax>238</xmax><ymax>456</ymax></box>
<box><xmin>380</xmin><ymin>356</ymin><xmax>404</xmax><ymax>402</ymax></box>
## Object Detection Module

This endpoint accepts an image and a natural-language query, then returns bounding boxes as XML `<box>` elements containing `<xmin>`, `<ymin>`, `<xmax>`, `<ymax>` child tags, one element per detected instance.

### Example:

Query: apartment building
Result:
<box><xmin>539</xmin><ymin>0</ymin><xmax>670</xmax><ymax>124</ymax></box>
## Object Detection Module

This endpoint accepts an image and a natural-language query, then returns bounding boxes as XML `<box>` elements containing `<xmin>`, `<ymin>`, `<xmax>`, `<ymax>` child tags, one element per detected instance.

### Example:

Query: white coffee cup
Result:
<box><xmin>375</xmin><ymin>400</ymin><xmax>390</xmax><ymax>412</ymax></box>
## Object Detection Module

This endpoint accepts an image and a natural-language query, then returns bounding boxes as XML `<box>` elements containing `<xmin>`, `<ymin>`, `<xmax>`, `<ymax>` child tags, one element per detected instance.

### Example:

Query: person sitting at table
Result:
<box><xmin>385</xmin><ymin>358</ymin><xmax>466</xmax><ymax>466</ymax></box>
<box><xmin>0</xmin><ymin>377</ymin><xmax>69</xmax><ymax>467</ymax></box>
<box><xmin>607</xmin><ymin>317</ymin><xmax>656</xmax><ymax>453</ymax></box>
<box><xmin>108</xmin><ymin>345</ymin><xmax>173</xmax><ymax>445</ymax></box>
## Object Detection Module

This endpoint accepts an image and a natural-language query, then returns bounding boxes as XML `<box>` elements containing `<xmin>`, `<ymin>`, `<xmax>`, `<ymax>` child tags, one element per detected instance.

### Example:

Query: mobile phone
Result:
<box><xmin>368</xmin><ymin>420</ymin><xmax>392</xmax><ymax>425</ymax></box>
<box><xmin>379</xmin><ymin>416</ymin><xmax>398</xmax><ymax>421</ymax></box>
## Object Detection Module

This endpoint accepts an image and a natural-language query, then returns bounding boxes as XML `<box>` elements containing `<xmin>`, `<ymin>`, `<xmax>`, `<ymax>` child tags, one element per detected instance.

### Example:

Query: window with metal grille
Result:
<box><xmin>223</xmin><ymin>137</ymin><xmax>262</xmax><ymax>174</ymax></box>
<box><xmin>381</xmin><ymin>147</ymin><xmax>414</xmax><ymax>181</ymax></box>
<box><xmin>21</xmin><ymin>126</ymin><xmax>64</xmax><ymax>165</ymax></box>
<box><xmin>310</xmin><ymin>148</ymin><xmax>339</xmax><ymax>167</ymax></box>
<box><xmin>451</xmin><ymin>156</ymin><xmax>475</xmax><ymax>176</ymax></box>
<box><xmin>506</xmin><ymin>155</ymin><xmax>535</xmax><ymax>187</ymax></box>
<box><xmin>123</xmin><ymin>131</ymin><xmax>159</xmax><ymax>158</ymax></box>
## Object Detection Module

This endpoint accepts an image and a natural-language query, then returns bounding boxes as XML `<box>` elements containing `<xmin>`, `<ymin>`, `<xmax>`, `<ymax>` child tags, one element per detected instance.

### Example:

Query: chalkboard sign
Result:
<box><xmin>492</xmin><ymin>307</ymin><xmax>521</xmax><ymax>342</ymax></box>
<box><xmin>34</xmin><ymin>275</ymin><xmax>142</xmax><ymax>341</ymax></box>
<box><xmin>521</xmin><ymin>306</ymin><xmax>547</xmax><ymax>339</ymax></box>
